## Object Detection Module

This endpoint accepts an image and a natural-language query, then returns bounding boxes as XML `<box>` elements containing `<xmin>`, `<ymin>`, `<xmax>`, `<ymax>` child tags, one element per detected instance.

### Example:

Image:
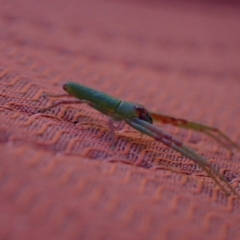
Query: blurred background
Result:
<box><xmin>0</xmin><ymin>0</ymin><xmax>240</xmax><ymax>239</ymax></box>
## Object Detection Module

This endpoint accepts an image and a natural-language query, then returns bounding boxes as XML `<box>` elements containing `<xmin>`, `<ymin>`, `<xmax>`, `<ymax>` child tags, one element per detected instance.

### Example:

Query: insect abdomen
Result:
<box><xmin>64</xmin><ymin>82</ymin><xmax>121</xmax><ymax>112</ymax></box>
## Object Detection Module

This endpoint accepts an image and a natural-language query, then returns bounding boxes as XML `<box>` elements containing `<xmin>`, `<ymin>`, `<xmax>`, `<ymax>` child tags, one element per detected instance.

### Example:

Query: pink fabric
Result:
<box><xmin>0</xmin><ymin>0</ymin><xmax>240</xmax><ymax>239</ymax></box>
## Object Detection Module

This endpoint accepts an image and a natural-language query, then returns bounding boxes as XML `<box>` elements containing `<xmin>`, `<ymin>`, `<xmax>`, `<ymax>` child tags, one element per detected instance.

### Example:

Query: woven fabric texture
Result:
<box><xmin>0</xmin><ymin>0</ymin><xmax>240</xmax><ymax>239</ymax></box>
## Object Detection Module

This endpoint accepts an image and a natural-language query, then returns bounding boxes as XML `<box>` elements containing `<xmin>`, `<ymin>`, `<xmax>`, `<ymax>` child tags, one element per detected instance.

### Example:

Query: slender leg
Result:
<box><xmin>43</xmin><ymin>93</ymin><xmax>70</xmax><ymax>98</ymax></box>
<box><xmin>150</xmin><ymin>112</ymin><xmax>239</xmax><ymax>152</ymax></box>
<box><xmin>108</xmin><ymin>118</ymin><xmax>116</xmax><ymax>147</ymax></box>
<box><xmin>38</xmin><ymin>100</ymin><xmax>89</xmax><ymax>113</ymax></box>
<box><xmin>202</xmin><ymin>129</ymin><xmax>234</xmax><ymax>154</ymax></box>
<box><xmin>112</xmin><ymin>119</ymin><xmax>124</xmax><ymax>131</ymax></box>
<box><xmin>125</xmin><ymin>118</ymin><xmax>239</xmax><ymax>196</ymax></box>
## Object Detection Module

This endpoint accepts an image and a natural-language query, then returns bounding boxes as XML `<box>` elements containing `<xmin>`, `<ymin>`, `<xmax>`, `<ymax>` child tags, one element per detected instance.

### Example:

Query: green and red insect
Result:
<box><xmin>39</xmin><ymin>82</ymin><xmax>239</xmax><ymax>196</ymax></box>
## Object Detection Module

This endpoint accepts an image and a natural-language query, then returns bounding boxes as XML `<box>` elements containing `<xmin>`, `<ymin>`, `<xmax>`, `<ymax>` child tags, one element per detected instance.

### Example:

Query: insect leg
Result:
<box><xmin>43</xmin><ymin>93</ymin><xmax>70</xmax><ymax>98</ymax></box>
<box><xmin>125</xmin><ymin>118</ymin><xmax>238</xmax><ymax>196</ymax></box>
<box><xmin>108</xmin><ymin>118</ymin><xmax>116</xmax><ymax>147</ymax></box>
<box><xmin>150</xmin><ymin>112</ymin><xmax>239</xmax><ymax>152</ymax></box>
<box><xmin>201</xmin><ymin>126</ymin><xmax>239</xmax><ymax>151</ymax></box>
<box><xmin>200</xmin><ymin>129</ymin><xmax>234</xmax><ymax>154</ymax></box>
<box><xmin>38</xmin><ymin>100</ymin><xmax>89</xmax><ymax>113</ymax></box>
<box><xmin>139</xmin><ymin>118</ymin><xmax>239</xmax><ymax>196</ymax></box>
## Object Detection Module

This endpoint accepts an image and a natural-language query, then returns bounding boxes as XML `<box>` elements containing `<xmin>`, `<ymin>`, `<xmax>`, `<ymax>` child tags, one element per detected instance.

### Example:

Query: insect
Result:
<box><xmin>39</xmin><ymin>82</ymin><xmax>239</xmax><ymax>196</ymax></box>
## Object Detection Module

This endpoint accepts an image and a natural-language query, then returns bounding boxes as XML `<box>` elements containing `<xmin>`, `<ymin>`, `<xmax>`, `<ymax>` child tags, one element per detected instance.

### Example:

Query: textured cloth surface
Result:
<box><xmin>1</xmin><ymin>0</ymin><xmax>240</xmax><ymax>239</ymax></box>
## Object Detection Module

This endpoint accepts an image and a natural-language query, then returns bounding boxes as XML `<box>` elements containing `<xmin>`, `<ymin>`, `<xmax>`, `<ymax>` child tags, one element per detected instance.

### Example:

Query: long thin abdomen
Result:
<box><xmin>64</xmin><ymin>82</ymin><xmax>121</xmax><ymax>112</ymax></box>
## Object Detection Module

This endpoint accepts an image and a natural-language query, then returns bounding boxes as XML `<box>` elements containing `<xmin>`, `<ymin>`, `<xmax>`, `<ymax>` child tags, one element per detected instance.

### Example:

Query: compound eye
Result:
<box><xmin>147</xmin><ymin>115</ymin><xmax>153</xmax><ymax>124</ymax></box>
<box><xmin>135</xmin><ymin>105</ymin><xmax>153</xmax><ymax>124</ymax></box>
<box><xmin>63</xmin><ymin>84</ymin><xmax>68</xmax><ymax>91</ymax></box>
<box><xmin>135</xmin><ymin>105</ymin><xmax>143</xmax><ymax>111</ymax></box>
<box><xmin>142</xmin><ymin>113</ymin><xmax>153</xmax><ymax>124</ymax></box>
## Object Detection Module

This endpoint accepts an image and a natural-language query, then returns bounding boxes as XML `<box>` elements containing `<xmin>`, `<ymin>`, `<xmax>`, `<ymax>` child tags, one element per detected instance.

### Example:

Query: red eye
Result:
<box><xmin>135</xmin><ymin>105</ymin><xmax>153</xmax><ymax>123</ymax></box>
<box><xmin>63</xmin><ymin>84</ymin><xmax>68</xmax><ymax>91</ymax></box>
